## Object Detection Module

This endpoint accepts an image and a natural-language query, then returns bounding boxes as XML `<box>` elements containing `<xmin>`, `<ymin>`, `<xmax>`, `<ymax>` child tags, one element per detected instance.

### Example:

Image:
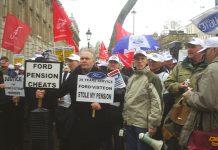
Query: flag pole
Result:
<box><xmin>53</xmin><ymin>42</ymin><xmax>55</xmax><ymax>55</ymax></box>
<box><xmin>0</xmin><ymin>48</ymin><xmax>2</xmax><ymax>56</ymax></box>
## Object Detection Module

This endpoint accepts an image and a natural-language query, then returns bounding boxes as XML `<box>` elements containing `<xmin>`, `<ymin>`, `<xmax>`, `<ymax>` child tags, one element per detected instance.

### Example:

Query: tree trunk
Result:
<box><xmin>108</xmin><ymin>0</ymin><xmax>137</xmax><ymax>54</ymax></box>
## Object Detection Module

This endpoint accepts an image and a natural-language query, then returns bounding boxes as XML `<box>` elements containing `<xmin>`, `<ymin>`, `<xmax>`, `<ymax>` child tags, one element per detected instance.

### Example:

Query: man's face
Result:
<box><xmin>186</xmin><ymin>44</ymin><xmax>204</xmax><ymax>62</ymax></box>
<box><xmin>108</xmin><ymin>60</ymin><xmax>119</xmax><ymax>71</ymax></box>
<box><xmin>67</xmin><ymin>59</ymin><xmax>80</xmax><ymax>70</ymax></box>
<box><xmin>148</xmin><ymin>60</ymin><xmax>162</xmax><ymax>72</ymax></box>
<box><xmin>205</xmin><ymin>48</ymin><xmax>217</xmax><ymax>64</ymax></box>
<box><xmin>80</xmin><ymin>51</ymin><xmax>95</xmax><ymax>71</ymax></box>
<box><xmin>134</xmin><ymin>54</ymin><xmax>147</xmax><ymax>71</ymax></box>
<box><xmin>163</xmin><ymin>60</ymin><xmax>173</xmax><ymax>69</ymax></box>
<box><xmin>0</xmin><ymin>59</ymin><xmax>9</xmax><ymax>70</ymax></box>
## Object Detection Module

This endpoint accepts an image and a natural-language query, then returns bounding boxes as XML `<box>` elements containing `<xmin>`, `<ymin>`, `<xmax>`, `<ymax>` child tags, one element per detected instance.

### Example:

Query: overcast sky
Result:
<box><xmin>60</xmin><ymin>0</ymin><xmax>215</xmax><ymax>48</ymax></box>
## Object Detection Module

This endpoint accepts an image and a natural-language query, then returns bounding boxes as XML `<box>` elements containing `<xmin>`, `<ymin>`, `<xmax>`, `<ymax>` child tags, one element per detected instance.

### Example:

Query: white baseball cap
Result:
<box><xmin>15</xmin><ymin>62</ymin><xmax>22</xmax><ymax>66</ymax></box>
<box><xmin>163</xmin><ymin>54</ymin><xmax>173</xmax><ymax>61</ymax></box>
<box><xmin>108</xmin><ymin>55</ymin><xmax>120</xmax><ymax>63</ymax></box>
<box><xmin>198</xmin><ymin>37</ymin><xmax>218</xmax><ymax>53</ymax></box>
<box><xmin>97</xmin><ymin>61</ymin><xmax>108</xmax><ymax>67</ymax></box>
<box><xmin>19</xmin><ymin>66</ymin><xmax>25</xmax><ymax>71</ymax></box>
<box><xmin>148</xmin><ymin>53</ymin><xmax>164</xmax><ymax>62</ymax></box>
<box><xmin>173</xmin><ymin>58</ymin><xmax>178</xmax><ymax>64</ymax></box>
<box><xmin>134</xmin><ymin>49</ymin><xmax>148</xmax><ymax>58</ymax></box>
<box><xmin>8</xmin><ymin>64</ymin><xmax>14</xmax><ymax>69</ymax></box>
<box><xmin>186</xmin><ymin>38</ymin><xmax>204</xmax><ymax>47</ymax></box>
<box><xmin>66</xmin><ymin>54</ymin><xmax>80</xmax><ymax>61</ymax></box>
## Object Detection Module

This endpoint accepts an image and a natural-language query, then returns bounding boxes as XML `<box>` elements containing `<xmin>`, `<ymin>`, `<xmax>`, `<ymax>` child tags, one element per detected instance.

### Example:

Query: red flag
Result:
<box><xmin>65</xmin><ymin>37</ymin><xmax>79</xmax><ymax>53</ymax></box>
<box><xmin>53</xmin><ymin>0</ymin><xmax>72</xmax><ymax>42</ymax></box>
<box><xmin>1</xmin><ymin>13</ymin><xmax>32</xmax><ymax>54</ymax></box>
<box><xmin>117</xmin><ymin>52</ymin><xmax>134</xmax><ymax>68</ymax></box>
<box><xmin>99</xmin><ymin>41</ymin><xmax>109</xmax><ymax>60</ymax></box>
<box><xmin>116</xmin><ymin>21</ymin><xmax>132</xmax><ymax>42</ymax></box>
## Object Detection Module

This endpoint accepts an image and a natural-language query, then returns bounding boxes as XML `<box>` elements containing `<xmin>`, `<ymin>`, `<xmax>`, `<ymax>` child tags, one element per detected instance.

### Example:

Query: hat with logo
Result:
<box><xmin>97</xmin><ymin>61</ymin><xmax>108</xmax><ymax>67</ymax></box>
<box><xmin>66</xmin><ymin>54</ymin><xmax>80</xmax><ymax>61</ymax></box>
<box><xmin>134</xmin><ymin>49</ymin><xmax>148</xmax><ymax>58</ymax></box>
<box><xmin>108</xmin><ymin>55</ymin><xmax>120</xmax><ymax>63</ymax></box>
<box><xmin>148</xmin><ymin>53</ymin><xmax>164</xmax><ymax>62</ymax></box>
<box><xmin>198</xmin><ymin>37</ymin><xmax>218</xmax><ymax>53</ymax></box>
<box><xmin>186</xmin><ymin>38</ymin><xmax>204</xmax><ymax>47</ymax></box>
<box><xmin>163</xmin><ymin>53</ymin><xmax>173</xmax><ymax>61</ymax></box>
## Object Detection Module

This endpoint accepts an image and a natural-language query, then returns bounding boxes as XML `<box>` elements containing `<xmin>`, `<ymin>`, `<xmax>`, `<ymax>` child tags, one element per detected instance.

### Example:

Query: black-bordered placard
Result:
<box><xmin>25</xmin><ymin>60</ymin><xmax>62</xmax><ymax>89</ymax></box>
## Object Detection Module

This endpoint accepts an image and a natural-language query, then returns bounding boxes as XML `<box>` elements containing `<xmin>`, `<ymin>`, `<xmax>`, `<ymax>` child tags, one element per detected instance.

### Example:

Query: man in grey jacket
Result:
<box><xmin>181</xmin><ymin>37</ymin><xmax>218</xmax><ymax>149</ymax></box>
<box><xmin>122</xmin><ymin>49</ymin><xmax>162</xmax><ymax>150</ymax></box>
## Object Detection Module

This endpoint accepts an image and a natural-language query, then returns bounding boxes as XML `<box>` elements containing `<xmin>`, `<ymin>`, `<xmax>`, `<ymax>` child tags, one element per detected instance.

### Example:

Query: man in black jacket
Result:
<box><xmin>101</xmin><ymin>55</ymin><xmax>128</xmax><ymax>150</ymax></box>
<box><xmin>0</xmin><ymin>56</ymin><xmax>24</xmax><ymax>150</ymax></box>
<box><xmin>37</xmin><ymin>49</ymin><xmax>106</xmax><ymax>150</ymax></box>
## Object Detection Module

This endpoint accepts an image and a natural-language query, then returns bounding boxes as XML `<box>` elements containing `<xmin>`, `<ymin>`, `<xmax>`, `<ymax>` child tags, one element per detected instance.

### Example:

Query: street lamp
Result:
<box><xmin>131</xmin><ymin>9</ymin><xmax>136</xmax><ymax>35</ymax></box>
<box><xmin>86</xmin><ymin>28</ymin><xmax>92</xmax><ymax>48</ymax></box>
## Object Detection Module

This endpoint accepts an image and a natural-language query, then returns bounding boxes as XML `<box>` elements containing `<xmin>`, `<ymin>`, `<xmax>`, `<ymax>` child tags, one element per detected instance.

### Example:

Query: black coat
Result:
<box><xmin>58</xmin><ymin>65</ymin><xmax>105</xmax><ymax>143</ymax></box>
<box><xmin>0</xmin><ymin>69</ymin><xmax>12</xmax><ymax>105</ymax></box>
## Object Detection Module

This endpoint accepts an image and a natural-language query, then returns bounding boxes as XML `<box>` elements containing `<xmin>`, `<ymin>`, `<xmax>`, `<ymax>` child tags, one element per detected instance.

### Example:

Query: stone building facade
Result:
<box><xmin>0</xmin><ymin>0</ymin><xmax>80</xmax><ymax>61</ymax></box>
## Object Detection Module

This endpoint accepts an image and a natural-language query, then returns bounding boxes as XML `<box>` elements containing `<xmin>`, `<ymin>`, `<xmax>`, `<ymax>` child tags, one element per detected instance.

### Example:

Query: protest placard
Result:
<box><xmin>76</xmin><ymin>75</ymin><xmax>114</xmax><ymax>103</ymax></box>
<box><xmin>4</xmin><ymin>74</ymin><xmax>25</xmax><ymax>96</ymax></box>
<box><xmin>25</xmin><ymin>61</ymin><xmax>62</xmax><ymax>89</ymax></box>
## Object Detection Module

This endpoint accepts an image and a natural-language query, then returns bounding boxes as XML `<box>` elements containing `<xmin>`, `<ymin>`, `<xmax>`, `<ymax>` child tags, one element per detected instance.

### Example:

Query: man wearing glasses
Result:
<box><xmin>123</xmin><ymin>49</ymin><xmax>162</xmax><ymax>150</ymax></box>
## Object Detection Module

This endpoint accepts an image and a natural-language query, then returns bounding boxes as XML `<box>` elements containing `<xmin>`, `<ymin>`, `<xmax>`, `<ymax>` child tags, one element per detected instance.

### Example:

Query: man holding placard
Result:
<box><xmin>37</xmin><ymin>49</ymin><xmax>111</xmax><ymax>150</ymax></box>
<box><xmin>0</xmin><ymin>56</ymin><xmax>24</xmax><ymax>150</ymax></box>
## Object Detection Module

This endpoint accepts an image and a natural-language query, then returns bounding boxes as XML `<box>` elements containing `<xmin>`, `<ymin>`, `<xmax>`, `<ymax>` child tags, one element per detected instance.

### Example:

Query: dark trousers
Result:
<box><xmin>0</xmin><ymin>101</ymin><xmax>24</xmax><ymax>150</ymax></box>
<box><xmin>100</xmin><ymin>106</ymin><xmax>125</xmax><ymax>150</ymax></box>
<box><xmin>125</xmin><ymin>125</ymin><xmax>153</xmax><ymax>150</ymax></box>
<box><xmin>55</xmin><ymin>106</ymin><xmax>76</xmax><ymax>150</ymax></box>
<box><xmin>56</xmin><ymin>106</ymin><xmax>101</xmax><ymax>150</ymax></box>
<box><xmin>165</xmin><ymin>136</ymin><xmax>181</xmax><ymax>150</ymax></box>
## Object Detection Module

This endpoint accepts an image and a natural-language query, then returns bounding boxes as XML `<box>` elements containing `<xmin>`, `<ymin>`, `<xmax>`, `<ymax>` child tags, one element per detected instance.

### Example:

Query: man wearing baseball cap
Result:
<box><xmin>123</xmin><ymin>49</ymin><xmax>162</xmax><ymax>150</ymax></box>
<box><xmin>180</xmin><ymin>37</ymin><xmax>218</xmax><ymax>149</ymax></box>
<box><xmin>163</xmin><ymin>37</ymin><xmax>208</xmax><ymax>150</ymax></box>
<box><xmin>198</xmin><ymin>37</ymin><xmax>218</xmax><ymax>63</ymax></box>
<box><xmin>101</xmin><ymin>55</ymin><xmax>128</xmax><ymax>150</ymax></box>
<box><xmin>65</xmin><ymin>54</ymin><xmax>80</xmax><ymax>72</ymax></box>
<box><xmin>162</xmin><ymin>52</ymin><xmax>173</xmax><ymax>73</ymax></box>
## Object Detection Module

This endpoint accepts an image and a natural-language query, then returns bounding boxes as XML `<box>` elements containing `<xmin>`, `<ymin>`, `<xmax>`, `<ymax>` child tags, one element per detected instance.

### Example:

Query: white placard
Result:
<box><xmin>25</xmin><ymin>61</ymin><xmax>62</xmax><ymax>89</ymax></box>
<box><xmin>76</xmin><ymin>75</ymin><xmax>114</xmax><ymax>103</ymax></box>
<box><xmin>3</xmin><ymin>75</ymin><xmax>25</xmax><ymax>96</ymax></box>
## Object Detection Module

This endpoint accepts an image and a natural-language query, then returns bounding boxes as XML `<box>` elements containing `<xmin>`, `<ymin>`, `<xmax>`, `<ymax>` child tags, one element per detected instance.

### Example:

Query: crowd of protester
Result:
<box><xmin>1</xmin><ymin>37</ymin><xmax>218</xmax><ymax>150</ymax></box>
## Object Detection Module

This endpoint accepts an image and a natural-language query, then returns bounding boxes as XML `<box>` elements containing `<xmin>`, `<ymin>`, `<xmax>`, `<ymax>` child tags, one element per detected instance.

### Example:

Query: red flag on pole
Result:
<box><xmin>53</xmin><ymin>0</ymin><xmax>72</xmax><ymax>42</ymax></box>
<box><xmin>65</xmin><ymin>37</ymin><xmax>79</xmax><ymax>53</ymax></box>
<box><xmin>1</xmin><ymin>13</ymin><xmax>32</xmax><ymax>54</ymax></box>
<box><xmin>117</xmin><ymin>52</ymin><xmax>134</xmax><ymax>68</ymax></box>
<box><xmin>116</xmin><ymin>21</ymin><xmax>132</xmax><ymax>42</ymax></box>
<box><xmin>99</xmin><ymin>41</ymin><xmax>109</xmax><ymax>60</ymax></box>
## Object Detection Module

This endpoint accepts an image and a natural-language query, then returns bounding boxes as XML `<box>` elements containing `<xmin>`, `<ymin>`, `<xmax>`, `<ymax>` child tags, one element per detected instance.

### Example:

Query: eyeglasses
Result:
<box><xmin>80</xmin><ymin>57</ymin><xmax>91</xmax><ymax>60</ymax></box>
<box><xmin>134</xmin><ymin>57</ymin><xmax>147</xmax><ymax>61</ymax></box>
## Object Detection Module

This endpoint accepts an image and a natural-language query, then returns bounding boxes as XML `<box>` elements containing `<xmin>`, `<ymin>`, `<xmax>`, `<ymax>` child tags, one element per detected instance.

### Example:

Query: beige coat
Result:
<box><xmin>179</xmin><ymin>56</ymin><xmax>218</xmax><ymax>148</ymax></box>
<box><xmin>123</xmin><ymin>70</ymin><xmax>162</xmax><ymax>129</ymax></box>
